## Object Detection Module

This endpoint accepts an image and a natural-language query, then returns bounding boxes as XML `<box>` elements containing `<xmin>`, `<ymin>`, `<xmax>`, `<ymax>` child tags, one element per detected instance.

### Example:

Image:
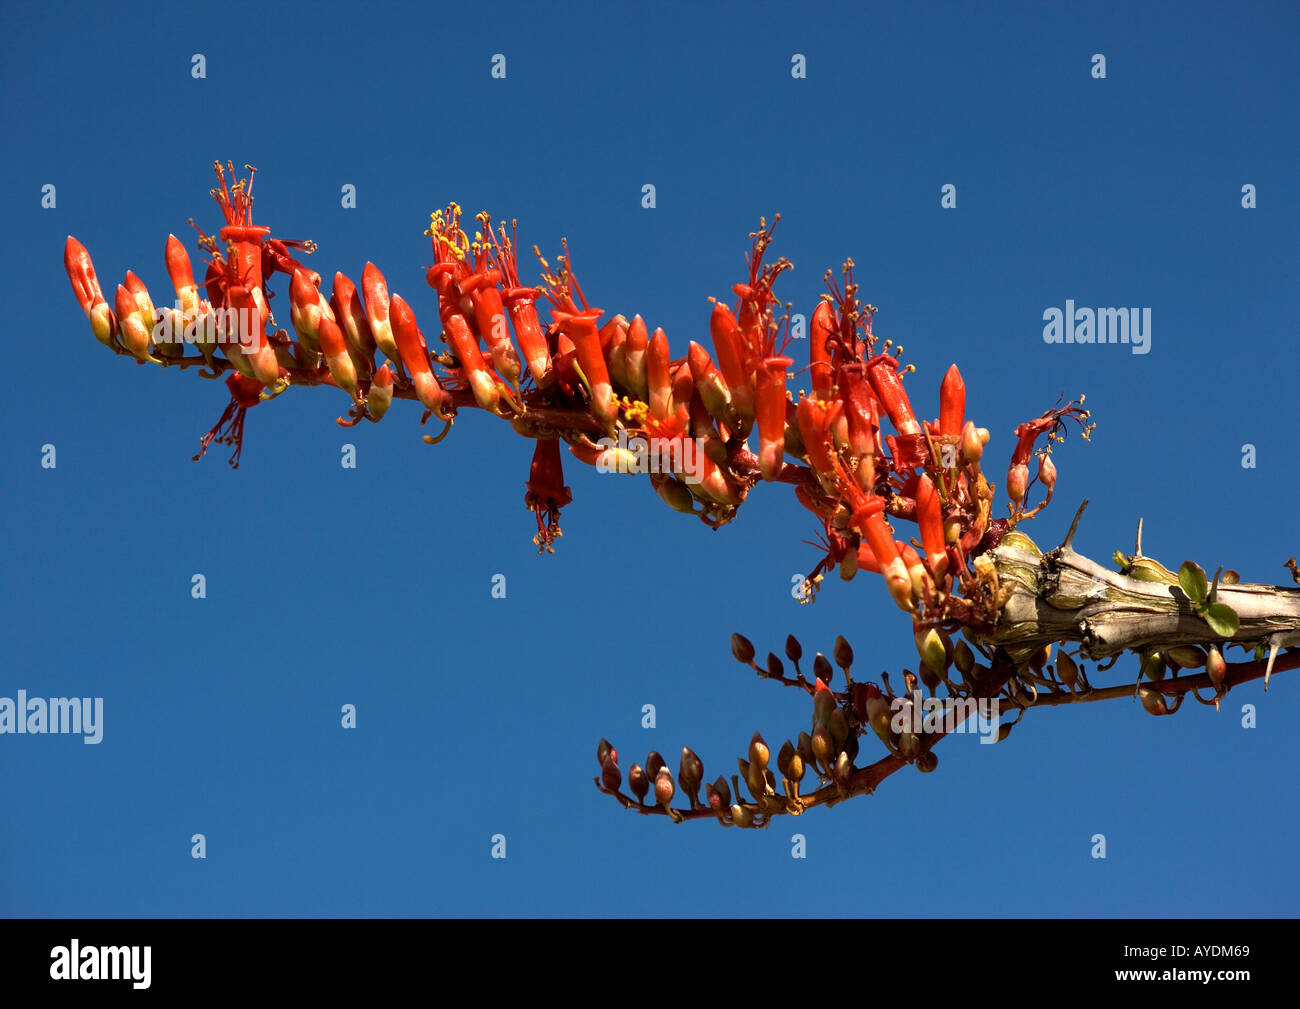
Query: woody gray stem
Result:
<box><xmin>990</xmin><ymin>542</ymin><xmax>1300</xmax><ymax>663</ymax></box>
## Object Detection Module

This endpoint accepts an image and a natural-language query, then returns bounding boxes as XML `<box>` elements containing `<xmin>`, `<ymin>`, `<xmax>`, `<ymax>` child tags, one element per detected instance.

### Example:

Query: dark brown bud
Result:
<box><xmin>601</xmin><ymin>758</ymin><xmax>622</xmax><ymax>792</ymax></box>
<box><xmin>813</xmin><ymin>652</ymin><xmax>833</xmax><ymax>685</ymax></box>
<box><xmin>828</xmin><ymin>708</ymin><xmax>849</xmax><ymax>751</ymax></box>
<box><xmin>777</xmin><ymin>740</ymin><xmax>795</xmax><ymax>779</ymax></box>
<box><xmin>766</xmin><ymin>652</ymin><xmax>785</xmax><ymax>679</ymax></box>
<box><xmin>597</xmin><ymin>737</ymin><xmax>615</xmax><ymax>768</ymax></box>
<box><xmin>785</xmin><ymin>634</ymin><xmax>803</xmax><ymax>662</ymax></box>
<box><xmin>645</xmin><ymin>750</ymin><xmax>666</xmax><ymax>781</ymax></box>
<box><xmin>797</xmin><ymin>731</ymin><xmax>814</xmax><ymax>767</ymax></box>
<box><xmin>833</xmin><ymin>635</ymin><xmax>854</xmax><ymax>670</ymax></box>
<box><xmin>918</xmin><ymin>661</ymin><xmax>941</xmax><ymax>694</ymax></box>
<box><xmin>843</xmin><ymin>731</ymin><xmax>859</xmax><ymax>764</ymax></box>
<box><xmin>731</xmin><ymin>633</ymin><xmax>755</xmax><ymax>664</ymax></box>
<box><xmin>711</xmin><ymin>775</ymin><xmax>732</xmax><ymax>808</ymax></box>
<box><xmin>916</xmin><ymin>750</ymin><xmax>938</xmax><ymax>773</ymax></box>
<box><xmin>628</xmin><ymin>763</ymin><xmax>649</xmax><ymax>803</ymax></box>
<box><xmin>678</xmin><ymin>746</ymin><xmax>704</xmax><ymax>802</ymax></box>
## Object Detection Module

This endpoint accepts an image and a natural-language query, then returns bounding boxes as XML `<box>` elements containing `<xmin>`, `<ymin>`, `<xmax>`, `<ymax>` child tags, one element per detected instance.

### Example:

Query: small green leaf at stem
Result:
<box><xmin>1179</xmin><ymin>560</ymin><xmax>1208</xmax><ymax>604</ymax></box>
<box><xmin>1203</xmin><ymin>602</ymin><xmax>1240</xmax><ymax>638</ymax></box>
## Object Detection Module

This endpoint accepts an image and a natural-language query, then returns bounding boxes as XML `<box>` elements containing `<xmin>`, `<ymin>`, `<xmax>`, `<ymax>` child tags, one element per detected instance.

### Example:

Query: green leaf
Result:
<box><xmin>1178</xmin><ymin>561</ymin><xmax>1208</xmax><ymax>604</ymax></box>
<box><xmin>1203</xmin><ymin>602</ymin><xmax>1239</xmax><ymax>638</ymax></box>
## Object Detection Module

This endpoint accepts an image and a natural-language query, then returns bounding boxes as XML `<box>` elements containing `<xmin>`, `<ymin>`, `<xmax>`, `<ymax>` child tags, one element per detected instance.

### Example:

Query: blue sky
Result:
<box><xmin>2</xmin><ymin>0</ymin><xmax>1296</xmax><ymax>916</ymax></box>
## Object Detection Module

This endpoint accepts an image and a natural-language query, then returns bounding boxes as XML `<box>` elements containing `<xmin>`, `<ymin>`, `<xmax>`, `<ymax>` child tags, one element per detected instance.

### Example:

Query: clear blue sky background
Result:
<box><xmin>2</xmin><ymin>0</ymin><xmax>1296</xmax><ymax>917</ymax></box>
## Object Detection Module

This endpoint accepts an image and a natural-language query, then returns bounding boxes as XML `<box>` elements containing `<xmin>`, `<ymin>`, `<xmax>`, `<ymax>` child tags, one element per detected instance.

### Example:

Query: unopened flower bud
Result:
<box><xmin>834</xmin><ymin>751</ymin><xmax>852</xmax><ymax>781</ymax></box>
<box><xmin>1166</xmin><ymin>645</ymin><xmax>1207</xmax><ymax>669</ymax></box>
<box><xmin>916</xmin><ymin>750</ymin><xmax>938</xmax><ymax>773</ymax></box>
<box><xmin>1139</xmin><ymin>687</ymin><xmax>1169</xmax><ymax>716</ymax></box>
<box><xmin>918</xmin><ymin>662</ymin><xmax>941</xmax><ymax>695</ymax></box>
<box><xmin>1141</xmin><ymin>651</ymin><xmax>1166</xmax><ymax>681</ymax></box>
<box><xmin>833</xmin><ymin>635</ymin><xmax>854</xmax><ymax>671</ymax></box>
<box><xmin>629</xmin><ymin>763</ymin><xmax>650</xmax><ymax>803</ymax></box>
<box><xmin>645</xmin><ymin>750</ymin><xmax>666</xmax><ymax>780</ymax></box>
<box><xmin>787</xmin><ymin>750</ymin><xmax>805</xmax><ymax>784</ymax></box>
<box><xmin>1007</xmin><ymin>463</ymin><xmax>1030</xmax><ymax>505</ymax></box>
<box><xmin>960</xmin><ymin>420</ymin><xmax>984</xmax><ymax>464</ymax></box>
<box><xmin>812</xmin><ymin>679</ymin><xmax>835</xmax><ymax>727</ymax></box>
<box><xmin>1037</xmin><ymin>453</ymin><xmax>1057</xmax><ymax>490</ymax></box>
<box><xmin>785</xmin><ymin>634</ymin><xmax>803</xmax><ymax>663</ymax></box>
<box><xmin>597</xmin><ymin>738</ymin><xmax>615</xmax><ymax>768</ymax></box>
<box><xmin>899</xmin><ymin>731</ymin><xmax>920</xmax><ymax>760</ymax></box>
<box><xmin>776</xmin><ymin>740</ymin><xmax>795</xmax><ymax>779</ymax></box>
<box><xmin>731</xmin><ymin>803</ymin><xmax>754</xmax><ymax>827</ymax></box>
<box><xmin>916</xmin><ymin>627</ymin><xmax>946</xmax><ymax>676</ymax></box>
<box><xmin>601</xmin><ymin>758</ymin><xmax>621</xmax><ymax>792</ymax></box>
<box><xmin>678</xmin><ymin>746</ymin><xmax>704</xmax><ymax>802</ymax></box>
<box><xmin>748</xmin><ymin>732</ymin><xmax>769</xmax><ymax>771</ymax></box>
<box><xmin>813</xmin><ymin>652</ymin><xmax>833</xmax><ymax>684</ymax></box>
<box><xmin>731</xmin><ymin>633</ymin><xmax>755</xmax><ymax>664</ymax></box>
<box><xmin>828</xmin><ymin>708</ymin><xmax>850</xmax><ymax>751</ymax></box>
<box><xmin>1206</xmin><ymin>647</ymin><xmax>1227</xmax><ymax>690</ymax></box>
<box><xmin>654</xmin><ymin>767</ymin><xmax>675</xmax><ymax>808</ymax></box>
<box><xmin>797</xmin><ymin>731</ymin><xmax>814</xmax><ymax>767</ymax></box>
<box><xmin>811</xmin><ymin>725</ymin><xmax>834</xmax><ymax>767</ymax></box>
<box><xmin>712</xmin><ymin>775</ymin><xmax>731</xmax><ymax>808</ymax></box>
<box><xmin>766</xmin><ymin>653</ymin><xmax>785</xmax><ymax>679</ymax></box>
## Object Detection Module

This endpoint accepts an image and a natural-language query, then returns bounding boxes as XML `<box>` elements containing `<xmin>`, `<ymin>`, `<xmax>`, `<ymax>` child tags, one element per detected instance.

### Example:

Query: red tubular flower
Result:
<box><xmin>687</xmin><ymin>341</ymin><xmax>732</xmax><ymax>425</ymax></box>
<box><xmin>867</xmin><ymin>358</ymin><xmax>920</xmax><ymax>436</ymax></box>
<box><xmin>487</xmin><ymin>220</ymin><xmax>552</xmax><ymax>388</ymax></box>
<box><xmin>855</xmin><ymin>541</ymin><xmax>884</xmax><ymax>574</ymax></box>
<box><xmin>558</xmin><ymin>309</ymin><xmax>617</xmax><ymax>428</ymax></box>
<box><xmin>330</xmin><ymin>271</ymin><xmax>376</xmax><ymax>379</ymax></box>
<box><xmin>389</xmin><ymin>294</ymin><xmax>452</xmax><ymax>418</ymax></box>
<box><xmin>361</xmin><ymin>262</ymin><xmax>401</xmax><ymax>370</ymax></box>
<box><xmin>64</xmin><ymin>237</ymin><xmax>117</xmax><ymax>346</ymax></box>
<box><xmin>939</xmin><ymin>363</ymin><xmax>965</xmax><ymax>436</ymax></box>
<box><xmin>709</xmin><ymin>302</ymin><xmax>753</xmax><ymax>421</ymax></box>
<box><xmin>463</xmin><ymin>260</ymin><xmax>522</xmax><ymax>390</ymax></box>
<box><xmin>646</xmin><ymin>326</ymin><xmax>672</xmax><ymax>419</ymax></box>
<box><xmin>625</xmin><ymin>315</ymin><xmax>649</xmax><ymax>401</ymax></box>
<box><xmin>227</xmin><ymin>285</ymin><xmax>281</xmax><ymax>388</ymax></box>
<box><xmin>914</xmin><ymin>473</ymin><xmax>947</xmax><ymax>575</ymax></box>
<box><xmin>164</xmin><ymin>234</ymin><xmax>199</xmax><ymax>315</ymax></box>
<box><xmin>601</xmin><ymin>314</ymin><xmax>629</xmax><ymax>390</ymax></box>
<box><xmin>838</xmin><ymin>364</ymin><xmax>878</xmax><ymax>458</ymax></box>
<box><xmin>525</xmin><ymin>438</ymin><xmax>573</xmax><ymax>553</ymax></box>
<box><xmin>809</xmin><ymin>301</ymin><xmax>836</xmax><ymax>398</ymax></box>
<box><xmin>754</xmin><ymin>356</ymin><xmax>792</xmax><ymax>481</ymax></box>
<box><xmin>317</xmin><ymin>312</ymin><xmax>358</xmax><ymax>401</ymax></box>
<box><xmin>289</xmin><ymin>268</ymin><xmax>329</xmax><ymax>359</ymax></box>
<box><xmin>445</xmin><ymin>311</ymin><xmax>499</xmax><ymax>412</ymax></box>
<box><xmin>795</xmin><ymin>395</ymin><xmax>842</xmax><ymax>475</ymax></box>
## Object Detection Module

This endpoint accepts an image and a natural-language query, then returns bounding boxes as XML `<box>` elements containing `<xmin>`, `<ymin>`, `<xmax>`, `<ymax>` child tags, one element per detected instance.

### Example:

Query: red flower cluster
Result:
<box><xmin>64</xmin><ymin>161</ymin><xmax>1092</xmax><ymax>611</ymax></box>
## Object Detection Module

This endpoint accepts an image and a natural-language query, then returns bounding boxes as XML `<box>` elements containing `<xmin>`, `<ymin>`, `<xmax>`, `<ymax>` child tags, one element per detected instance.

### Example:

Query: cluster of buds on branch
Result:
<box><xmin>63</xmin><ymin>162</ymin><xmax>1300</xmax><ymax>825</ymax></box>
